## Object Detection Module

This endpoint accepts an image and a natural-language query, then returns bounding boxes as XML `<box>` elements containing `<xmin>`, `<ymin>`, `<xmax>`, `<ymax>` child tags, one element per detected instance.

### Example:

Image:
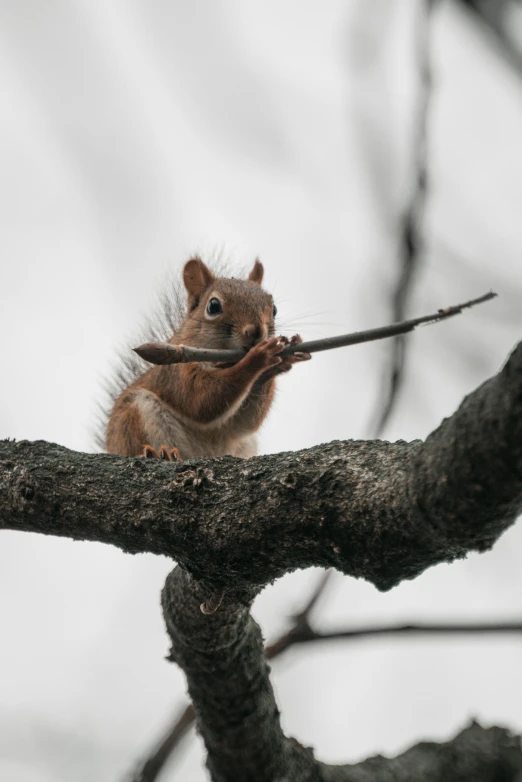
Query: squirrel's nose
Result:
<box><xmin>243</xmin><ymin>324</ymin><xmax>264</xmax><ymax>347</ymax></box>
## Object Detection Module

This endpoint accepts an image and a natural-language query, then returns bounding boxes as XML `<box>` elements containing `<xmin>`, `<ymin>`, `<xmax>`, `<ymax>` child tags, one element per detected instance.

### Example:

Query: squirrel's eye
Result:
<box><xmin>272</xmin><ymin>304</ymin><xmax>277</xmax><ymax>318</ymax></box>
<box><xmin>206</xmin><ymin>297</ymin><xmax>223</xmax><ymax>316</ymax></box>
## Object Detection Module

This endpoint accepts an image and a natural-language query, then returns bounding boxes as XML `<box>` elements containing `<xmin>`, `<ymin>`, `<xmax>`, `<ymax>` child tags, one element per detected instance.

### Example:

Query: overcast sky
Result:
<box><xmin>1</xmin><ymin>1</ymin><xmax>521</xmax><ymax>780</ymax></box>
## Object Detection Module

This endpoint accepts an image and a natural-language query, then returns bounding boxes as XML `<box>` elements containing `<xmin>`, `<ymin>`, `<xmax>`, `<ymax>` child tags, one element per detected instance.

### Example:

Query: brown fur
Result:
<box><xmin>105</xmin><ymin>257</ymin><xmax>303</xmax><ymax>460</ymax></box>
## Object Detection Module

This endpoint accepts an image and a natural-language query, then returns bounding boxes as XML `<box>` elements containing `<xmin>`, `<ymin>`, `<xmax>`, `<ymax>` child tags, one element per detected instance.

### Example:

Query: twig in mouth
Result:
<box><xmin>133</xmin><ymin>291</ymin><xmax>497</xmax><ymax>366</ymax></box>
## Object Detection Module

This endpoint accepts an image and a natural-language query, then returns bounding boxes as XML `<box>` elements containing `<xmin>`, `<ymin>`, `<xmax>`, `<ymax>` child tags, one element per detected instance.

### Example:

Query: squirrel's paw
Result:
<box><xmin>142</xmin><ymin>444</ymin><xmax>182</xmax><ymax>462</ymax></box>
<box><xmin>280</xmin><ymin>333</ymin><xmax>312</xmax><ymax>365</ymax></box>
<box><xmin>247</xmin><ymin>336</ymin><xmax>286</xmax><ymax>371</ymax></box>
<box><xmin>257</xmin><ymin>334</ymin><xmax>311</xmax><ymax>382</ymax></box>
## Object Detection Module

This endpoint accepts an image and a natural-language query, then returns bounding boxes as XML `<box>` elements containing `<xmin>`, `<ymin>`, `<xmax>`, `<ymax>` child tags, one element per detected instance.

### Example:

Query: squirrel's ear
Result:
<box><xmin>248</xmin><ymin>259</ymin><xmax>264</xmax><ymax>285</ymax></box>
<box><xmin>183</xmin><ymin>258</ymin><xmax>215</xmax><ymax>308</ymax></box>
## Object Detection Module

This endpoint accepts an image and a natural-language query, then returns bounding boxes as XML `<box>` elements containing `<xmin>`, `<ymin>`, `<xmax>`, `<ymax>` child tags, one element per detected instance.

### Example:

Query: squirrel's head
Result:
<box><xmin>182</xmin><ymin>257</ymin><xmax>276</xmax><ymax>350</ymax></box>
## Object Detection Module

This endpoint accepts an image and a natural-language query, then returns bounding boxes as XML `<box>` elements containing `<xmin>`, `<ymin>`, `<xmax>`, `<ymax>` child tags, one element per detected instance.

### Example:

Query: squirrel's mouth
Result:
<box><xmin>225</xmin><ymin>335</ymin><xmax>250</xmax><ymax>353</ymax></box>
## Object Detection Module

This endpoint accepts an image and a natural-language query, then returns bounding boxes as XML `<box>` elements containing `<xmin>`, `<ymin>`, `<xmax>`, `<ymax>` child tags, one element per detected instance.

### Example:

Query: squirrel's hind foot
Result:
<box><xmin>142</xmin><ymin>444</ymin><xmax>182</xmax><ymax>462</ymax></box>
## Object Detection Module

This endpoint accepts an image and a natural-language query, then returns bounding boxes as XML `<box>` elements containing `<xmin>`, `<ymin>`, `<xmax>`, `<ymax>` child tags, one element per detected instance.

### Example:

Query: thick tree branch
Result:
<box><xmin>3</xmin><ymin>342</ymin><xmax>522</xmax><ymax>780</ymax></box>
<box><xmin>163</xmin><ymin>567</ymin><xmax>522</xmax><ymax>781</ymax></box>
<box><xmin>130</xmin><ymin>566</ymin><xmax>522</xmax><ymax>782</ymax></box>
<box><xmin>2</xmin><ymin>341</ymin><xmax>522</xmax><ymax>598</ymax></box>
<box><xmin>131</xmin><ymin>610</ymin><xmax>522</xmax><ymax>781</ymax></box>
<box><xmin>129</xmin><ymin>570</ymin><xmax>334</xmax><ymax>782</ymax></box>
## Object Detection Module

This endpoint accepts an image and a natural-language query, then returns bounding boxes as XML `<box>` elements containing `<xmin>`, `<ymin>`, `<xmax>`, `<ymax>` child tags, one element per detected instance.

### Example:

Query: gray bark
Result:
<box><xmin>2</xmin><ymin>344</ymin><xmax>522</xmax><ymax>594</ymax></box>
<box><xmin>163</xmin><ymin>567</ymin><xmax>522</xmax><ymax>781</ymax></box>
<box><xmin>2</xmin><ymin>341</ymin><xmax>522</xmax><ymax>779</ymax></box>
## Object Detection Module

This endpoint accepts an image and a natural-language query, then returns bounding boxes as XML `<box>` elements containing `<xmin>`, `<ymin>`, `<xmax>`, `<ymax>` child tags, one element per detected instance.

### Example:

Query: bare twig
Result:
<box><xmin>127</xmin><ymin>703</ymin><xmax>194</xmax><ymax>782</ymax></box>
<box><xmin>133</xmin><ymin>291</ymin><xmax>496</xmax><ymax>366</ymax></box>
<box><xmin>266</xmin><ymin>569</ymin><xmax>334</xmax><ymax>659</ymax></box>
<box><xmin>266</xmin><ymin>619</ymin><xmax>522</xmax><ymax>657</ymax></box>
<box><xmin>372</xmin><ymin>0</ymin><xmax>436</xmax><ymax>437</ymax></box>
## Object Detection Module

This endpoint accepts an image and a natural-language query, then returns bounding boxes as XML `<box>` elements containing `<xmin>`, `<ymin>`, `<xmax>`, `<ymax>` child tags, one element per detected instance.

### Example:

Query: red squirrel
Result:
<box><xmin>104</xmin><ymin>257</ymin><xmax>310</xmax><ymax>460</ymax></box>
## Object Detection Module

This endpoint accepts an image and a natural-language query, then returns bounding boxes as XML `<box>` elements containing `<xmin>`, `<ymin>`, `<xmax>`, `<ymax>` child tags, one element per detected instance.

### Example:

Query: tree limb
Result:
<box><xmin>2</xmin><ymin>338</ymin><xmax>522</xmax><ymax>598</ymax></box>
<box><xmin>3</xmin><ymin>341</ymin><xmax>522</xmax><ymax>779</ymax></box>
<box><xmin>163</xmin><ymin>567</ymin><xmax>522</xmax><ymax>781</ymax></box>
<box><xmin>128</xmin><ymin>570</ymin><xmax>334</xmax><ymax>782</ymax></box>
<box><xmin>130</xmin><ymin>608</ymin><xmax>522</xmax><ymax>782</ymax></box>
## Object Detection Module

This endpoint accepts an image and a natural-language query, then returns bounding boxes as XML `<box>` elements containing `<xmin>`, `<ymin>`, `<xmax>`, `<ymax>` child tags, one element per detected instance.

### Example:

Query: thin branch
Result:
<box><xmin>372</xmin><ymin>0</ymin><xmax>436</xmax><ymax>437</ymax></box>
<box><xmin>290</xmin><ymin>569</ymin><xmax>333</xmax><ymax>622</ymax></box>
<box><xmin>133</xmin><ymin>291</ymin><xmax>496</xmax><ymax>366</ymax></box>
<box><xmin>126</xmin><ymin>703</ymin><xmax>194</xmax><ymax>782</ymax></box>
<box><xmin>267</xmin><ymin>620</ymin><xmax>522</xmax><ymax>656</ymax></box>
<box><xmin>456</xmin><ymin>0</ymin><xmax>522</xmax><ymax>76</ymax></box>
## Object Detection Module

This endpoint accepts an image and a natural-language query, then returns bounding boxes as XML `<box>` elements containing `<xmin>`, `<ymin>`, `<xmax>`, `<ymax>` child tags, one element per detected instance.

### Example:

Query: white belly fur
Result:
<box><xmin>132</xmin><ymin>388</ymin><xmax>257</xmax><ymax>459</ymax></box>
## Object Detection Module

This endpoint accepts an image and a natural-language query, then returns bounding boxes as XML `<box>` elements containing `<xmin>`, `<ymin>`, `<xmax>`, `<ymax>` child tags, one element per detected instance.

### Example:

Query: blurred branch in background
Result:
<box><xmin>127</xmin><ymin>567</ymin><xmax>522</xmax><ymax>782</ymax></box>
<box><xmin>456</xmin><ymin>0</ymin><xmax>522</xmax><ymax>75</ymax></box>
<box><xmin>127</xmin><ymin>704</ymin><xmax>194</xmax><ymax>782</ymax></box>
<box><xmin>374</xmin><ymin>0</ymin><xmax>522</xmax><ymax>438</ymax></box>
<box><xmin>372</xmin><ymin>0</ymin><xmax>436</xmax><ymax>437</ymax></box>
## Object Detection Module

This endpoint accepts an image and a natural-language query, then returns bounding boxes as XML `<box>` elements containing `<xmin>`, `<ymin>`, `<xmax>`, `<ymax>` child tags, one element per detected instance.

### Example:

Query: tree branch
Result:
<box><xmin>456</xmin><ymin>0</ymin><xmax>522</xmax><ymax>76</ymax></box>
<box><xmin>2</xmin><ymin>339</ymin><xmax>522</xmax><ymax>598</ymax></box>
<box><xmin>162</xmin><ymin>567</ymin><xmax>522</xmax><ymax>781</ymax></box>
<box><xmin>130</xmin><ymin>607</ymin><xmax>522</xmax><ymax>782</ymax></box>
<box><xmin>128</xmin><ymin>570</ymin><xmax>334</xmax><ymax>782</ymax></box>
<box><xmin>126</xmin><ymin>702</ymin><xmax>194</xmax><ymax>782</ymax></box>
<box><xmin>3</xmin><ymin>341</ymin><xmax>522</xmax><ymax>779</ymax></box>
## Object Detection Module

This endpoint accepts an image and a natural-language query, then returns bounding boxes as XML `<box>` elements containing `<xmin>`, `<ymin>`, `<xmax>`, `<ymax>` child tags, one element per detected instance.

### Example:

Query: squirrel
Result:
<box><xmin>104</xmin><ymin>257</ymin><xmax>310</xmax><ymax>461</ymax></box>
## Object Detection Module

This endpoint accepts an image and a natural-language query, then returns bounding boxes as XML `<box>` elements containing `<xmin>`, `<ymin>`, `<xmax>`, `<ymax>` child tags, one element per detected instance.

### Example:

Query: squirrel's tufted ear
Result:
<box><xmin>183</xmin><ymin>258</ymin><xmax>215</xmax><ymax>309</ymax></box>
<box><xmin>248</xmin><ymin>259</ymin><xmax>264</xmax><ymax>285</ymax></box>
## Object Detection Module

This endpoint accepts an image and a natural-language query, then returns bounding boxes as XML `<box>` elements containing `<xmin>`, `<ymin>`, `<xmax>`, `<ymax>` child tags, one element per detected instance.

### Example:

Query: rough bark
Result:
<box><xmin>2</xmin><ymin>343</ymin><xmax>522</xmax><ymax>598</ymax></box>
<box><xmin>2</xmin><ymin>342</ymin><xmax>522</xmax><ymax>780</ymax></box>
<box><xmin>163</xmin><ymin>568</ymin><xmax>522</xmax><ymax>782</ymax></box>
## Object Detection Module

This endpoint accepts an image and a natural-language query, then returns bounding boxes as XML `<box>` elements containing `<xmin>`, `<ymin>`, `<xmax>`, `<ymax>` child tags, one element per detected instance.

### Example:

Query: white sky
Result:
<box><xmin>0</xmin><ymin>1</ymin><xmax>521</xmax><ymax>780</ymax></box>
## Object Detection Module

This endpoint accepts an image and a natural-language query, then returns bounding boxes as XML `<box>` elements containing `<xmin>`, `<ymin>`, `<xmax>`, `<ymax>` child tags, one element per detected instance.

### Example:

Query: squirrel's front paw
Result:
<box><xmin>254</xmin><ymin>334</ymin><xmax>311</xmax><ymax>383</ymax></box>
<box><xmin>247</xmin><ymin>336</ymin><xmax>286</xmax><ymax>371</ymax></box>
<box><xmin>280</xmin><ymin>333</ymin><xmax>312</xmax><ymax>365</ymax></box>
